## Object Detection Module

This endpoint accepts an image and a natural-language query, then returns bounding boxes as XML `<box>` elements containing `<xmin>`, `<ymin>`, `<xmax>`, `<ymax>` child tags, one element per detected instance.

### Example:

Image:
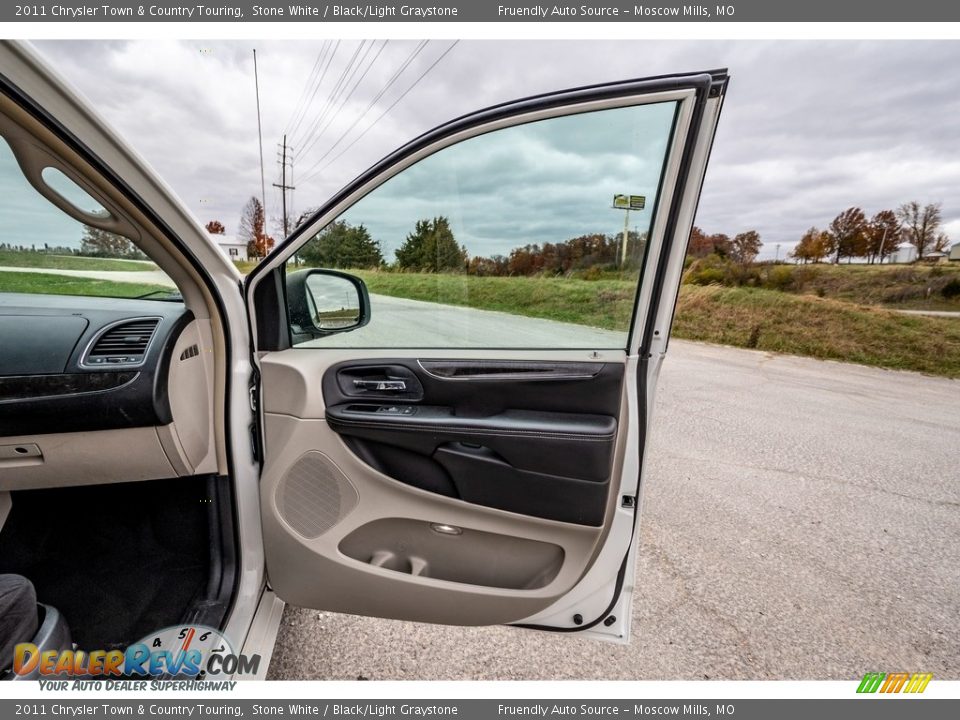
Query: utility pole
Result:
<box><xmin>273</xmin><ymin>134</ymin><xmax>296</xmax><ymax>239</ymax></box>
<box><xmin>876</xmin><ymin>226</ymin><xmax>888</xmax><ymax>264</ymax></box>
<box><xmin>253</xmin><ymin>49</ymin><xmax>267</xmax><ymax>218</ymax></box>
<box><xmin>621</xmin><ymin>208</ymin><xmax>630</xmax><ymax>267</ymax></box>
<box><xmin>611</xmin><ymin>194</ymin><xmax>645</xmax><ymax>268</ymax></box>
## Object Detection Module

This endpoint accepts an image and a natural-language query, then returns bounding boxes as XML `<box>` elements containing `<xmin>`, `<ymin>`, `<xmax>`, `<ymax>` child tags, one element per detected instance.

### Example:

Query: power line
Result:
<box><xmin>295</xmin><ymin>40</ymin><xmax>430</xmax><ymax>184</ymax></box>
<box><xmin>294</xmin><ymin>40</ymin><xmax>369</xmax><ymax>158</ymax></box>
<box><xmin>288</xmin><ymin>40</ymin><xmax>341</xmax><ymax>146</ymax></box>
<box><xmin>283</xmin><ymin>40</ymin><xmax>330</xmax><ymax>138</ymax></box>
<box><xmin>298</xmin><ymin>40</ymin><xmax>459</xmax><ymax>186</ymax></box>
<box><xmin>294</xmin><ymin>39</ymin><xmax>389</xmax><ymax>163</ymax></box>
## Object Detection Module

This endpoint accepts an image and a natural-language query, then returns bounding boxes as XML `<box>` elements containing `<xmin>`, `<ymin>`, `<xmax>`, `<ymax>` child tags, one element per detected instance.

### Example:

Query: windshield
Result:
<box><xmin>0</xmin><ymin>135</ymin><xmax>177</xmax><ymax>300</ymax></box>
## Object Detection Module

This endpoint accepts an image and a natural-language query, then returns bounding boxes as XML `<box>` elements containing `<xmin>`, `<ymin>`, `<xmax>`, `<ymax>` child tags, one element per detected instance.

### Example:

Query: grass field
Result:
<box><xmin>673</xmin><ymin>285</ymin><xmax>960</xmax><ymax>378</ymax></box>
<box><xmin>788</xmin><ymin>263</ymin><xmax>960</xmax><ymax>309</ymax></box>
<box><xmin>2</xmin><ymin>263</ymin><xmax>958</xmax><ymax>378</ymax></box>
<box><xmin>349</xmin><ymin>269</ymin><xmax>959</xmax><ymax>377</ymax></box>
<box><xmin>0</xmin><ymin>270</ymin><xmax>168</xmax><ymax>299</ymax></box>
<box><xmin>354</xmin><ymin>269</ymin><xmax>638</xmax><ymax>331</ymax></box>
<box><xmin>0</xmin><ymin>250</ymin><xmax>156</xmax><ymax>272</ymax></box>
<box><xmin>685</xmin><ymin>259</ymin><xmax>960</xmax><ymax>311</ymax></box>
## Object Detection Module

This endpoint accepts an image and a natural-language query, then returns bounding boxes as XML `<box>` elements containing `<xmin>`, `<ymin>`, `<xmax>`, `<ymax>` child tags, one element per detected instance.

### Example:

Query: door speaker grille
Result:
<box><xmin>276</xmin><ymin>451</ymin><xmax>358</xmax><ymax>538</ymax></box>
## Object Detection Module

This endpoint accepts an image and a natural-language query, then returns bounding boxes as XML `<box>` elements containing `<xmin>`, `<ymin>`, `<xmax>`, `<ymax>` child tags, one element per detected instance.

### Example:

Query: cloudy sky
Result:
<box><xmin>25</xmin><ymin>39</ymin><xmax>960</xmax><ymax>259</ymax></box>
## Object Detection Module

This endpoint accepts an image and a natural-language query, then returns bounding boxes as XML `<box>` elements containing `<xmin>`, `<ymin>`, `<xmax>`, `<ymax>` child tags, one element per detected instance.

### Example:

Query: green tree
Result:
<box><xmin>80</xmin><ymin>226</ymin><xmax>144</xmax><ymax>259</ymax></box>
<box><xmin>299</xmin><ymin>220</ymin><xmax>384</xmax><ymax>269</ymax></box>
<box><xmin>395</xmin><ymin>216</ymin><xmax>467</xmax><ymax>272</ymax></box>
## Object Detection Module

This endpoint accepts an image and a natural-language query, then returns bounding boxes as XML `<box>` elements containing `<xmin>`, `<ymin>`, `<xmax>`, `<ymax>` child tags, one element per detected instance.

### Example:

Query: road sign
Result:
<box><xmin>613</xmin><ymin>194</ymin><xmax>645</xmax><ymax>210</ymax></box>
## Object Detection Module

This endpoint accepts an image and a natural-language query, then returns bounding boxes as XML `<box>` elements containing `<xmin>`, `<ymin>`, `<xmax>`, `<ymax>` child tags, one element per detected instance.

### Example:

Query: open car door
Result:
<box><xmin>247</xmin><ymin>71</ymin><xmax>727</xmax><ymax>642</ymax></box>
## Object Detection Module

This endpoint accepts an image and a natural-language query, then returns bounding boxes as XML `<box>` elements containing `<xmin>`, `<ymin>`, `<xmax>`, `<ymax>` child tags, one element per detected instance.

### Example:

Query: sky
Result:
<box><xmin>16</xmin><ymin>39</ymin><xmax>960</xmax><ymax>260</ymax></box>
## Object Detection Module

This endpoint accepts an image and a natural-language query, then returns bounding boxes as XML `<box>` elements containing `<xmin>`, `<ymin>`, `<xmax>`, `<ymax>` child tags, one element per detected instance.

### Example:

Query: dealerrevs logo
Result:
<box><xmin>14</xmin><ymin>625</ymin><xmax>260</xmax><ymax>678</ymax></box>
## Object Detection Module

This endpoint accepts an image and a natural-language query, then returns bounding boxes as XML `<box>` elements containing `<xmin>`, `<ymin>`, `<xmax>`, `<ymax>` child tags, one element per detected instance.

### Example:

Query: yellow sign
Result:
<box><xmin>613</xmin><ymin>194</ymin><xmax>645</xmax><ymax>210</ymax></box>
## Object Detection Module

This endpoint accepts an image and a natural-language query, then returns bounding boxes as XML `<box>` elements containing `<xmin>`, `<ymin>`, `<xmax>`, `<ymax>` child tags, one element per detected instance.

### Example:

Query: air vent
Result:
<box><xmin>180</xmin><ymin>344</ymin><xmax>199</xmax><ymax>361</ymax></box>
<box><xmin>85</xmin><ymin>318</ymin><xmax>160</xmax><ymax>366</ymax></box>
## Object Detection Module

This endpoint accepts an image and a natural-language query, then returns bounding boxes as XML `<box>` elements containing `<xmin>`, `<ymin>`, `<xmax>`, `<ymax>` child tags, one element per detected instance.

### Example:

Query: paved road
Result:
<box><xmin>895</xmin><ymin>308</ymin><xmax>960</xmax><ymax>318</ymax></box>
<box><xmin>267</xmin><ymin>340</ymin><xmax>960</xmax><ymax>680</ymax></box>
<box><xmin>307</xmin><ymin>293</ymin><xmax>626</xmax><ymax>348</ymax></box>
<box><xmin>0</xmin><ymin>265</ymin><xmax>175</xmax><ymax>287</ymax></box>
<box><xmin>0</xmin><ymin>267</ymin><xmax>624</xmax><ymax>347</ymax></box>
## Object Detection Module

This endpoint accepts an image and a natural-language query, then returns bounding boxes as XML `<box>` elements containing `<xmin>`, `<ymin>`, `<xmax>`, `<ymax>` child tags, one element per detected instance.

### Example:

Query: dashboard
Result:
<box><xmin>0</xmin><ymin>293</ymin><xmax>217</xmax><ymax>492</ymax></box>
<box><xmin>0</xmin><ymin>293</ymin><xmax>192</xmax><ymax>436</ymax></box>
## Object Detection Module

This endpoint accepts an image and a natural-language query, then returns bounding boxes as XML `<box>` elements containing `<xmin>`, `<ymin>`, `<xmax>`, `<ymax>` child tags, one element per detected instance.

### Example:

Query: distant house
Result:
<box><xmin>208</xmin><ymin>231</ymin><xmax>248</xmax><ymax>262</ymax></box>
<box><xmin>887</xmin><ymin>242</ymin><xmax>917</xmax><ymax>264</ymax></box>
<box><xmin>950</xmin><ymin>242</ymin><xmax>960</xmax><ymax>262</ymax></box>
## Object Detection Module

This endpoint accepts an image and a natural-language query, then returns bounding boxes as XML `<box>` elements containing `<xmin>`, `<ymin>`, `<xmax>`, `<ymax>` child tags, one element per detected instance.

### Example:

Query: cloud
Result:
<box><xmin>22</xmin><ymin>39</ymin><xmax>960</xmax><ymax>261</ymax></box>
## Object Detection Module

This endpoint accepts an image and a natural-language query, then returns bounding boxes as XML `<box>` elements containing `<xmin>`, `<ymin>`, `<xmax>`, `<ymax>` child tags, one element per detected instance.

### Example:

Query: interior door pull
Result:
<box><xmin>354</xmin><ymin>379</ymin><xmax>407</xmax><ymax>392</ymax></box>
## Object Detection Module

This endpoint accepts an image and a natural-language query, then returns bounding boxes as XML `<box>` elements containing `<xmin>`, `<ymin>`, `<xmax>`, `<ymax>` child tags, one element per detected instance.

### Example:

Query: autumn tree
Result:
<box><xmin>688</xmin><ymin>227</ymin><xmax>712</xmax><ymax>257</ymax></box>
<box><xmin>687</xmin><ymin>226</ymin><xmax>732</xmax><ymax>258</ymax></box>
<box><xmin>395</xmin><ymin>216</ymin><xmax>467</xmax><ymax>272</ymax></box>
<box><xmin>897</xmin><ymin>201</ymin><xmax>942</xmax><ymax>260</ymax></box>
<box><xmin>80</xmin><ymin>226</ymin><xmax>145</xmax><ymax>259</ymax></box>
<box><xmin>710</xmin><ymin>233</ymin><xmax>732</xmax><ymax>258</ymax></box>
<box><xmin>730</xmin><ymin>230</ymin><xmax>762</xmax><ymax>265</ymax></box>
<box><xmin>467</xmin><ymin>254</ymin><xmax>510</xmax><ymax>276</ymax></box>
<box><xmin>205</xmin><ymin>220</ymin><xmax>226</xmax><ymax>235</ymax></box>
<box><xmin>864</xmin><ymin>210</ymin><xmax>900</xmax><ymax>264</ymax></box>
<box><xmin>238</xmin><ymin>196</ymin><xmax>274</xmax><ymax>259</ymax></box>
<box><xmin>299</xmin><ymin>220</ymin><xmax>383</xmax><ymax>269</ymax></box>
<box><xmin>828</xmin><ymin>207</ymin><xmax>868</xmax><ymax>263</ymax></box>
<box><xmin>791</xmin><ymin>227</ymin><xmax>831</xmax><ymax>264</ymax></box>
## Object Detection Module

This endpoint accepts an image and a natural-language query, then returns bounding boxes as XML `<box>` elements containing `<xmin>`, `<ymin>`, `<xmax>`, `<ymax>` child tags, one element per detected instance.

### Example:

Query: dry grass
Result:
<box><xmin>673</xmin><ymin>285</ymin><xmax>960</xmax><ymax>377</ymax></box>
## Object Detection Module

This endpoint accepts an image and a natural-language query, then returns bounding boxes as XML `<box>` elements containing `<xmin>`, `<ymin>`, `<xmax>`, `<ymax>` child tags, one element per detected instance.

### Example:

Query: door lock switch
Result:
<box><xmin>375</xmin><ymin>405</ymin><xmax>414</xmax><ymax>415</ymax></box>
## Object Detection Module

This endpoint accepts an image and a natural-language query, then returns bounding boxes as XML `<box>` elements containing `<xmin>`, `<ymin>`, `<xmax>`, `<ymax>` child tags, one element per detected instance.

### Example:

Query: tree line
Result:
<box><xmin>688</xmin><ymin>228</ymin><xmax>763</xmax><ymax>264</ymax></box>
<box><xmin>790</xmin><ymin>202</ymin><xmax>949</xmax><ymax>264</ymax></box>
<box><xmin>285</xmin><ymin>211</ymin><xmax>648</xmax><ymax>277</ymax></box>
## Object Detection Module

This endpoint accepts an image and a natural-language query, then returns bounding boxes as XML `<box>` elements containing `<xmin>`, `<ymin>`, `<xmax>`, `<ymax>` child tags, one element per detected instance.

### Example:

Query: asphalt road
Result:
<box><xmin>267</xmin><ymin>339</ymin><xmax>960</xmax><ymax>680</ymax></box>
<box><xmin>306</xmin><ymin>293</ymin><xmax>626</xmax><ymax>348</ymax></box>
<box><xmin>0</xmin><ymin>264</ymin><xmax>175</xmax><ymax>287</ymax></box>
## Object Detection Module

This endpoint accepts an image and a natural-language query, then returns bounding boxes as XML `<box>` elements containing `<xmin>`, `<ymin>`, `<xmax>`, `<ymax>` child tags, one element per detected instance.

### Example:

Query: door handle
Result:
<box><xmin>353</xmin><ymin>379</ymin><xmax>407</xmax><ymax>392</ymax></box>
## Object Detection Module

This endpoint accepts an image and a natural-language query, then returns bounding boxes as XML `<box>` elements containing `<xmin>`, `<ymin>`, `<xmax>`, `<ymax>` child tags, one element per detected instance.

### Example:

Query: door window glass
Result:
<box><xmin>0</xmin><ymin>136</ymin><xmax>176</xmax><ymax>300</ymax></box>
<box><xmin>288</xmin><ymin>101</ymin><xmax>677</xmax><ymax>349</ymax></box>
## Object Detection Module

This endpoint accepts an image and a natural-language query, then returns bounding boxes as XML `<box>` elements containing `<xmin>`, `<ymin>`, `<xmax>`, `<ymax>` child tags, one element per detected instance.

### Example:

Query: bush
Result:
<box><xmin>687</xmin><ymin>267</ymin><xmax>727</xmax><ymax>285</ymax></box>
<box><xmin>683</xmin><ymin>254</ymin><xmax>735</xmax><ymax>286</ymax></box>
<box><xmin>942</xmin><ymin>277</ymin><xmax>960</xmax><ymax>299</ymax></box>
<box><xmin>764</xmin><ymin>265</ymin><xmax>795</xmax><ymax>291</ymax></box>
<box><xmin>580</xmin><ymin>266</ymin><xmax>604</xmax><ymax>281</ymax></box>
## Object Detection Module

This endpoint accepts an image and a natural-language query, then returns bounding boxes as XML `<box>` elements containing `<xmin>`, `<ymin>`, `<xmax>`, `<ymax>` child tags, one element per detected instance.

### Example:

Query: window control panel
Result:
<box><xmin>375</xmin><ymin>405</ymin><xmax>415</xmax><ymax>415</ymax></box>
<box><xmin>345</xmin><ymin>404</ymin><xmax>416</xmax><ymax>416</ymax></box>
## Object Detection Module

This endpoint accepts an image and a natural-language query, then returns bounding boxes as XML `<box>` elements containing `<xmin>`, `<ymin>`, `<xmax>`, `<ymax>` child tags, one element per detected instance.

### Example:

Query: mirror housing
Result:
<box><xmin>285</xmin><ymin>268</ymin><xmax>371</xmax><ymax>340</ymax></box>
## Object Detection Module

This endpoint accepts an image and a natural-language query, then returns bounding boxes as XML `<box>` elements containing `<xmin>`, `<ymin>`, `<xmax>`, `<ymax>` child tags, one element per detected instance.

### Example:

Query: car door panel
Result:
<box><xmin>258</xmin><ymin>348</ymin><xmax>627</xmax><ymax>624</ymax></box>
<box><xmin>250</xmin><ymin>71</ymin><xmax>727</xmax><ymax>637</ymax></box>
<box><xmin>322</xmin><ymin>358</ymin><xmax>622</xmax><ymax>525</ymax></box>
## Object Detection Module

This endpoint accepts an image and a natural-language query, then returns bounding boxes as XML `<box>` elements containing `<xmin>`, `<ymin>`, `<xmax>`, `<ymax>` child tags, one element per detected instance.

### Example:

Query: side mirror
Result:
<box><xmin>285</xmin><ymin>269</ymin><xmax>371</xmax><ymax>339</ymax></box>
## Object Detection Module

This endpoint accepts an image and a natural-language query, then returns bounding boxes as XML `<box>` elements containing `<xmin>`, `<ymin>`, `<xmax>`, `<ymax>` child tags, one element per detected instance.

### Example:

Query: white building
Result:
<box><xmin>887</xmin><ymin>242</ymin><xmax>918</xmax><ymax>264</ymax></box>
<box><xmin>950</xmin><ymin>242</ymin><xmax>960</xmax><ymax>262</ymax></box>
<box><xmin>208</xmin><ymin>231</ymin><xmax>248</xmax><ymax>262</ymax></box>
